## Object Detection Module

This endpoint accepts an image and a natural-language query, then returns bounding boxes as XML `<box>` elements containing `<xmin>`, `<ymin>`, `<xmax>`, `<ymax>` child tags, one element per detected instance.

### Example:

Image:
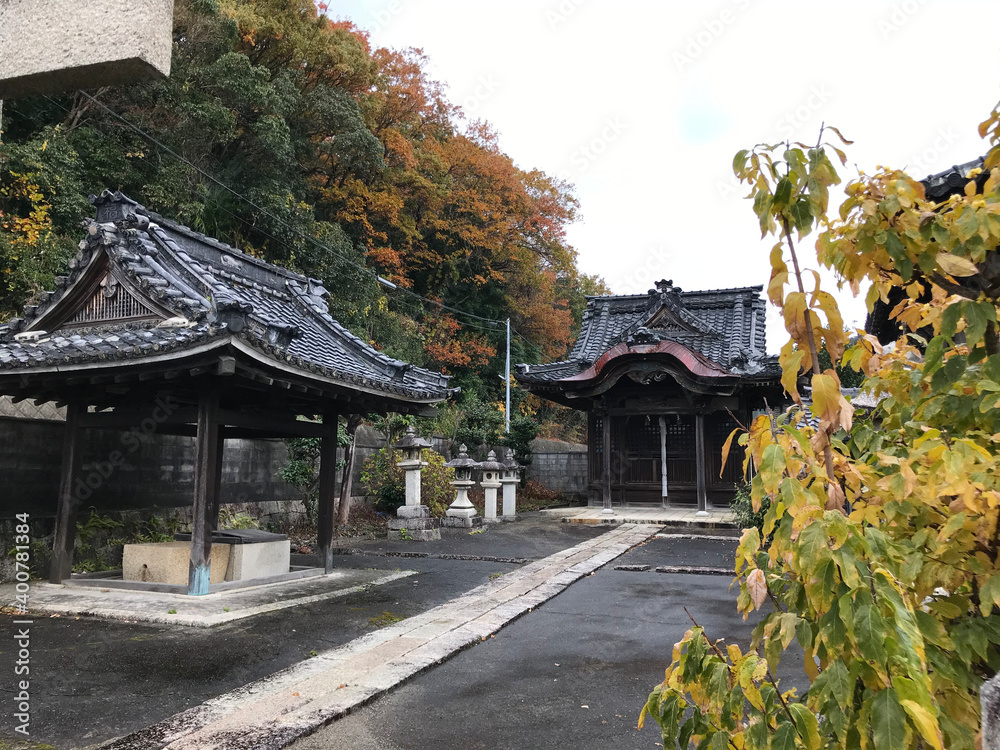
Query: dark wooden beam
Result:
<box><xmin>50</xmin><ymin>402</ymin><xmax>84</xmax><ymax>583</ymax></box>
<box><xmin>602</xmin><ymin>407</ymin><xmax>612</xmax><ymax>514</ymax></box>
<box><xmin>209</xmin><ymin>434</ymin><xmax>225</xmax><ymax>531</ymax></box>
<box><xmin>216</xmin><ymin>408</ymin><xmax>326</xmax><ymax>437</ymax></box>
<box><xmin>317</xmin><ymin>407</ymin><xmax>341</xmax><ymax>574</ymax></box>
<box><xmin>695</xmin><ymin>412</ymin><xmax>708</xmax><ymax>514</ymax></box>
<box><xmin>79</xmin><ymin>406</ymin><xmax>199</xmax><ymax>429</ymax></box>
<box><xmin>188</xmin><ymin>388</ymin><xmax>221</xmax><ymax>596</ymax></box>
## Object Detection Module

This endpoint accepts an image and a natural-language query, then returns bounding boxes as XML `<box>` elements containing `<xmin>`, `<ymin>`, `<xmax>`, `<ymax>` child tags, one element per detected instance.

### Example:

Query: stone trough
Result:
<box><xmin>67</xmin><ymin>529</ymin><xmax>307</xmax><ymax>595</ymax></box>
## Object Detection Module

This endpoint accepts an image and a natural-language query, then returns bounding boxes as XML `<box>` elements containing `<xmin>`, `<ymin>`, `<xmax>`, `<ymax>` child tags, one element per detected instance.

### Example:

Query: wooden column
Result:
<box><xmin>601</xmin><ymin>409</ymin><xmax>613</xmax><ymax>513</ymax></box>
<box><xmin>188</xmin><ymin>389</ymin><xmax>220</xmax><ymax>596</ymax></box>
<box><xmin>317</xmin><ymin>408</ymin><xmax>341</xmax><ymax>574</ymax></box>
<box><xmin>695</xmin><ymin>412</ymin><xmax>708</xmax><ymax>514</ymax></box>
<box><xmin>658</xmin><ymin>416</ymin><xmax>669</xmax><ymax>507</ymax></box>
<box><xmin>50</xmin><ymin>402</ymin><xmax>84</xmax><ymax>583</ymax></box>
<box><xmin>209</xmin><ymin>433</ymin><xmax>225</xmax><ymax>530</ymax></box>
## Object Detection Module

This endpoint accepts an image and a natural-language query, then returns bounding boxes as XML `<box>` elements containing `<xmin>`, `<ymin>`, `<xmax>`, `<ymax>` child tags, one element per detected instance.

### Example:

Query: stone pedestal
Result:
<box><xmin>446</xmin><ymin>478</ymin><xmax>477</xmax><ymax>518</ymax></box>
<box><xmin>388</xmin><ymin>504</ymin><xmax>441</xmax><ymax>541</ymax></box>
<box><xmin>482</xmin><ymin>479</ymin><xmax>501</xmax><ymax>523</ymax></box>
<box><xmin>500</xmin><ymin>476</ymin><xmax>518</xmax><ymax>519</ymax></box>
<box><xmin>440</xmin><ymin>515</ymin><xmax>484</xmax><ymax>529</ymax></box>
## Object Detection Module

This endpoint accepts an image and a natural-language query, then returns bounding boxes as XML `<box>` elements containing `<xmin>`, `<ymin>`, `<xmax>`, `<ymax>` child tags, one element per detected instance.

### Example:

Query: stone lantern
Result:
<box><xmin>479</xmin><ymin>449</ymin><xmax>504</xmax><ymax>523</ymax></box>
<box><xmin>387</xmin><ymin>426</ymin><xmax>440</xmax><ymax>541</ymax></box>
<box><xmin>500</xmin><ymin>448</ymin><xmax>522</xmax><ymax>520</ymax></box>
<box><xmin>442</xmin><ymin>444</ymin><xmax>481</xmax><ymax>528</ymax></box>
<box><xmin>395</xmin><ymin>426</ymin><xmax>432</xmax><ymax>509</ymax></box>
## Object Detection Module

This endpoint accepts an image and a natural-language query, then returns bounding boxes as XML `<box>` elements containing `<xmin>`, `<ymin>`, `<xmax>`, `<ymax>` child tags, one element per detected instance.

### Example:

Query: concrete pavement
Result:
<box><xmin>96</xmin><ymin>524</ymin><xmax>662</xmax><ymax>749</ymax></box>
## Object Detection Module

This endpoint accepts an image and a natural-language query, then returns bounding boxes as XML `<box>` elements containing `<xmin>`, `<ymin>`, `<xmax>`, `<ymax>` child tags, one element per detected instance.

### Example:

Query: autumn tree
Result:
<box><xmin>0</xmin><ymin>0</ymin><xmax>598</xmax><ymax>425</ymax></box>
<box><xmin>641</xmin><ymin>108</ymin><xmax>1000</xmax><ymax>749</ymax></box>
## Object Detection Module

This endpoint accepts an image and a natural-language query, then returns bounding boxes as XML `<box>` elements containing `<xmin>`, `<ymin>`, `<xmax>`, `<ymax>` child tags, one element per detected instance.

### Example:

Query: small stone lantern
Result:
<box><xmin>500</xmin><ymin>448</ymin><xmax>522</xmax><ymax>520</ymax></box>
<box><xmin>395</xmin><ymin>426</ymin><xmax>432</xmax><ymax>510</ymax></box>
<box><xmin>387</xmin><ymin>426</ymin><xmax>440</xmax><ymax>541</ymax></box>
<box><xmin>443</xmin><ymin>444</ymin><xmax>480</xmax><ymax>527</ymax></box>
<box><xmin>479</xmin><ymin>449</ymin><xmax>504</xmax><ymax>523</ymax></box>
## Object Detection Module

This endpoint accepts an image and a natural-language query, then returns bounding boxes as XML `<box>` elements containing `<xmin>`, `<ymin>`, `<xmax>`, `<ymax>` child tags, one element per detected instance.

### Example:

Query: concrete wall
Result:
<box><xmin>0</xmin><ymin>399</ymin><xmax>296</xmax><ymax>519</ymax></box>
<box><xmin>0</xmin><ymin>401</ymin><xmax>591</xmax><ymax>518</ymax></box>
<box><xmin>525</xmin><ymin>438</ymin><xmax>589</xmax><ymax>501</ymax></box>
<box><xmin>0</xmin><ymin>0</ymin><xmax>173</xmax><ymax>99</ymax></box>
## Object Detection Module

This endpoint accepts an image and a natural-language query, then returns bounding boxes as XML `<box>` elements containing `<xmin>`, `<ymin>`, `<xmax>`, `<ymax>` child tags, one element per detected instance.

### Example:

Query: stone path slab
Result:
<box><xmin>97</xmin><ymin>523</ymin><xmax>660</xmax><ymax>750</ymax></box>
<box><xmin>539</xmin><ymin>506</ymin><xmax>736</xmax><ymax>528</ymax></box>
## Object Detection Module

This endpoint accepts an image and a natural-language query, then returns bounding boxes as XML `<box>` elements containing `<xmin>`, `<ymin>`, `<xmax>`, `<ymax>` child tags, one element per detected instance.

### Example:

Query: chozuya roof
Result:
<box><xmin>515</xmin><ymin>279</ymin><xmax>780</xmax><ymax>396</ymax></box>
<box><xmin>0</xmin><ymin>190</ymin><xmax>454</xmax><ymax>407</ymax></box>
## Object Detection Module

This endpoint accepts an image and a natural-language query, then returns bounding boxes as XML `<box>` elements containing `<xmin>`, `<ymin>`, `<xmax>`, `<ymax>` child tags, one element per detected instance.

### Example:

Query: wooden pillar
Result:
<box><xmin>188</xmin><ymin>389</ymin><xmax>220</xmax><ymax>596</ymax></box>
<box><xmin>695</xmin><ymin>412</ymin><xmax>708</xmax><ymax>514</ymax></box>
<box><xmin>601</xmin><ymin>409</ymin><xmax>613</xmax><ymax>513</ymax></box>
<box><xmin>317</xmin><ymin>408</ymin><xmax>341</xmax><ymax>574</ymax></box>
<box><xmin>50</xmin><ymin>402</ymin><xmax>84</xmax><ymax>583</ymax></box>
<box><xmin>658</xmin><ymin>416</ymin><xmax>669</xmax><ymax>507</ymax></box>
<box><xmin>209</xmin><ymin>433</ymin><xmax>225</xmax><ymax>530</ymax></box>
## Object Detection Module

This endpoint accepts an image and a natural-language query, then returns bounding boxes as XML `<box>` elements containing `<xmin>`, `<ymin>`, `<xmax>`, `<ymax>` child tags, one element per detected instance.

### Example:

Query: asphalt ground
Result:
<box><xmin>0</xmin><ymin>517</ymin><xmax>609</xmax><ymax>748</ymax></box>
<box><xmin>0</xmin><ymin>518</ymin><xmax>760</xmax><ymax>750</ymax></box>
<box><xmin>292</xmin><ymin>538</ymin><xmax>751</xmax><ymax>750</ymax></box>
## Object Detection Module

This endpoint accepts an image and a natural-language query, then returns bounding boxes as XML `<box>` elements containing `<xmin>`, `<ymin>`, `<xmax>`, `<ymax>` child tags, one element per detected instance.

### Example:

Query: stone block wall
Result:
<box><xmin>0</xmin><ymin>399</ymin><xmax>296</xmax><ymax>519</ymax></box>
<box><xmin>525</xmin><ymin>438</ymin><xmax>589</xmax><ymax>501</ymax></box>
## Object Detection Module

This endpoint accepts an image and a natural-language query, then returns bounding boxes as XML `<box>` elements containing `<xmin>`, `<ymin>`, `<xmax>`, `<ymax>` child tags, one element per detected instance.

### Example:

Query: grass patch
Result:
<box><xmin>367</xmin><ymin>611</ymin><xmax>405</xmax><ymax>628</ymax></box>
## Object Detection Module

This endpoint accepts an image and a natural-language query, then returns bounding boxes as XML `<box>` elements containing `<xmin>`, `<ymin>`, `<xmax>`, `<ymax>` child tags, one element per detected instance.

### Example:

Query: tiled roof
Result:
<box><xmin>516</xmin><ymin>280</ymin><xmax>778</xmax><ymax>385</ymax></box>
<box><xmin>921</xmin><ymin>156</ymin><xmax>985</xmax><ymax>201</ymax></box>
<box><xmin>0</xmin><ymin>191</ymin><xmax>453</xmax><ymax>403</ymax></box>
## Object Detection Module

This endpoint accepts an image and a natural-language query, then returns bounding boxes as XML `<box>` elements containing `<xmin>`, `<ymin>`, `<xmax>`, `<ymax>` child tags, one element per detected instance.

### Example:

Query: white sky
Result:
<box><xmin>330</xmin><ymin>0</ymin><xmax>1000</xmax><ymax>354</ymax></box>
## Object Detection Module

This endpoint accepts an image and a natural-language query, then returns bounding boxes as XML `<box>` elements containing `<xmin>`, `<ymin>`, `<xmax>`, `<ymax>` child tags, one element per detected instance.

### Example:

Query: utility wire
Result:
<box><xmin>71</xmin><ymin>90</ymin><xmax>503</xmax><ymax>328</ymax></box>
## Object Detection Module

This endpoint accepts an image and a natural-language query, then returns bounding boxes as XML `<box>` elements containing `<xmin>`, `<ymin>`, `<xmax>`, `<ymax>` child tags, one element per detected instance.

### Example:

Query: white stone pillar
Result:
<box><xmin>500</xmin><ymin>448</ymin><xmax>521</xmax><ymax>520</ymax></box>
<box><xmin>398</xmin><ymin>457</ymin><xmax>425</xmax><ymax>507</ymax></box>
<box><xmin>479</xmin><ymin>450</ymin><xmax>504</xmax><ymax>524</ymax></box>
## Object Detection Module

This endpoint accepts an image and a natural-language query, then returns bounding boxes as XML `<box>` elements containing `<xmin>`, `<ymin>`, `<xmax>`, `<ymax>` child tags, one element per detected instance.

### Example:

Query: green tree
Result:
<box><xmin>641</xmin><ymin>109</ymin><xmax>1000</xmax><ymax>749</ymax></box>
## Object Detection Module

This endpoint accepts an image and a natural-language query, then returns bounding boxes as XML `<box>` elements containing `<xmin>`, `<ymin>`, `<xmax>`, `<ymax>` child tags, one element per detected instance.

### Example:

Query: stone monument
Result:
<box><xmin>387</xmin><ymin>426</ymin><xmax>441</xmax><ymax>541</ymax></box>
<box><xmin>500</xmin><ymin>448</ymin><xmax>522</xmax><ymax>520</ymax></box>
<box><xmin>479</xmin><ymin>449</ymin><xmax>504</xmax><ymax>524</ymax></box>
<box><xmin>442</xmin><ymin>444</ymin><xmax>482</xmax><ymax>529</ymax></box>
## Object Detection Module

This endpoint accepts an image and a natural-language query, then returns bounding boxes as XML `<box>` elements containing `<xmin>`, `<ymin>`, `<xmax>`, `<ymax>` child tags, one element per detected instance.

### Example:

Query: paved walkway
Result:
<box><xmin>539</xmin><ymin>505</ymin><xmax>736</xmax><ymax>527</ymax></box>
<box><xmin>99</xmin><ymin>523</ymin><xmax>660</xmax><ymax>750</ymax></box>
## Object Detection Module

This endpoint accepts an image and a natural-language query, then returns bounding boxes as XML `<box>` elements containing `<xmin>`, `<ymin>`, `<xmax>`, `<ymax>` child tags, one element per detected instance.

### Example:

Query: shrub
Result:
<box><xmin>361</xmin><ymin>446</ymin><xmax>455</xmax><ymax>517</ymax></box>
<box><xmin>728</xmin><ymin>481</ymin><xmax>768</xmax><ymax>536</ymax></box>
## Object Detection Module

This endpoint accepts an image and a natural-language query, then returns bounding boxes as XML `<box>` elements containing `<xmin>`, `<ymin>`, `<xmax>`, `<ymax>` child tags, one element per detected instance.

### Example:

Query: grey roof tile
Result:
<box><xmin>0</xmin><ymin>191</ymin><xmax>452</xmax><ymax>403</ymax></box>
<box><xmin>517</xmin><ymin>279</ymin><xmax>778</xmax><ymax>384</ymax></box>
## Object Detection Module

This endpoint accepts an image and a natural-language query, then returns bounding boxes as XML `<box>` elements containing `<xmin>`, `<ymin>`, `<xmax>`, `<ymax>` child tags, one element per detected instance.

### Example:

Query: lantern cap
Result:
<box><xmin>395</xmin><ymin>425</ymin><xmax>433</xmax><ymax>450</ymax></box>
<box><xmin>479</xmin><ymin>449</ymin><xmax>504</xmax><ymax>472</ymax></box>
<box><xmin>503</xmin><ymin>447</ymin><xmax>522</xmax><ymax>470</ymax></box>
<box><xmin>444</xmin><ymin>444</ymin><xmax>479</xmax><ymax>469</ymax></box>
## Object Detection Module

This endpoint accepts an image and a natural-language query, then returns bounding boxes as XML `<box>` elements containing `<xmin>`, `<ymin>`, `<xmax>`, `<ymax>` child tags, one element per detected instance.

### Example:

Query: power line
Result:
<box><xmin>71</xmin><ymin>90</ymin><xmax>503</xmax><ymax>328</ymax></box>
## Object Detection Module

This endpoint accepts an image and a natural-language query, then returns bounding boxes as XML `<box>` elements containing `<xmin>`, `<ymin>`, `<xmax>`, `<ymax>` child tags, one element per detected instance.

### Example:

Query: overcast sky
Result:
<box><xmin>330</xmin><ymin>0</ymin><xmax>1000</xmax><ymax>354</ymax></box>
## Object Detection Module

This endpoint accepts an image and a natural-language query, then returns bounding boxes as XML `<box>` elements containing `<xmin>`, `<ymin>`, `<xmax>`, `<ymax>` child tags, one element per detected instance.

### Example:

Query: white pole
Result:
<box><xmin>505</xmin><ymin>318</ymin><xmax>511</xmax><ymax>433</ymax></box>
